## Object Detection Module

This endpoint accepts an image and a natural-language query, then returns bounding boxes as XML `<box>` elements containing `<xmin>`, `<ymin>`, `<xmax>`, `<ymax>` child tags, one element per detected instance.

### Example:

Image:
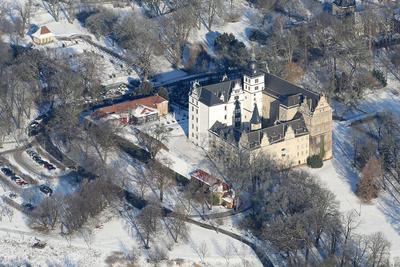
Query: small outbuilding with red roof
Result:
<box><xmin>92</xmin><ymin>95</ymin><xmax>169</xmax><ymax>125</ymax></box>
<box><xmin>32</xmin><ymin>26</ymin><xmax>55</xmax><ymax>45</ymax></box>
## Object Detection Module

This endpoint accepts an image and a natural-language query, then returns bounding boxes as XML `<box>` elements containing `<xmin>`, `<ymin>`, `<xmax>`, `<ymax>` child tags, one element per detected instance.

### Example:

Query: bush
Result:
<box><xmin>357</xmin><ymin>156</ymin><xmax>381</xmax><ymax>202</ymax></box>
<box><xmin>372</xmin><ymin>69</ymin><xmax>387</xmax><ymax>87</ymax></box>
<box><xmin>307</xmin><ymin>155</ymin><xmax>323</xmax><ymax>168</ymax></box>
<box><xmin>214</xmin><ymin>33</ymin><xmax>249</xmax><ymax>68</ymax></box>
<box><xmin>211</xmin><ymin>193</ymin><xmax>221</xmax><ymax>206</ymax></box>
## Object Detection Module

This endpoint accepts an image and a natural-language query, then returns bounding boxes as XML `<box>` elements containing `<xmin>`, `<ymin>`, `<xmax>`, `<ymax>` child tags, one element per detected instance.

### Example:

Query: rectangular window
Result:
<box><xmin>225</xmin><ymin>106</ymin><xmax>227</xmax><ymax>110</ymax></box>
<box><xmin>192</xmin><ymin>106</ymin><xmax>194</xmax><ymax>111</ymax></box>
<box><xmin>192</xmin><ymin>115</ymin><xmax>194</xmax><ymax>120</ymax></box>
<box><xmin>255</xmin><ymin>79</ymin><xmax>258</xmax><ymax>83</ymax></box>
<box><xmin>224</xmin><ymin>115</ymin><xmax>227</xmax><ymax>119</ymax></box>
<box><xmin>196</xmin><ymin>118</ymin><xmax>198</xmax><ymax>122</ymax></box>
<box><xmin>255</xmin><ymin>86</ymin><xmax>258</xmax><ymax>90</ymax></box>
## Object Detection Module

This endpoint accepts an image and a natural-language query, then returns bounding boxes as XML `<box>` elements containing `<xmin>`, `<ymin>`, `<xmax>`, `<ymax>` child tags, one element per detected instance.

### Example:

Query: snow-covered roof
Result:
<box><xmin>132</xmin><ymin>105</ymin><xmax>158</xmax><ymax>118</ymax></box>
<box><xmin>32</xmin><ymin>26</ymin><xmax>54</xmax><ymax>38</ymax></box>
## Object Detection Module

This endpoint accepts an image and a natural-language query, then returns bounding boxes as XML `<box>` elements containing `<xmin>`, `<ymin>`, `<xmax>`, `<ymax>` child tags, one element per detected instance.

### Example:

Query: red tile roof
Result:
<box><xmin>190</xmin><ymin>169</ymin><xmax>220</xmax><ymax>186</ymax></box>
<box><xmin>40</xmin><ymin>26</ymin><xmax>51</xmax><ymax>35</ymax></box>
<box><xmin>93</xmin><ymin>95</ymin><xmax>167</xmax><ymax>117</ymax></box>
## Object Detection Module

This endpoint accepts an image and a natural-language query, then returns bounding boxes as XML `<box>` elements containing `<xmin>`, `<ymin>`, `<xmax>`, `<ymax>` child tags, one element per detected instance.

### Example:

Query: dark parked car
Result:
<box><xmin>22</xmin><ymin>203</ymin><xmax>35</xmax><ymax>211</ymax></box>
<box><xmin>1</xmin><ymin>167</ymin><xmax>13</xmax><ymax>176</ymax></box>
<box><xmin>10</xmin><ymin>175</ymin><xmax>19</xmax><ymax>181</ymax></box>
<box><xmin>44</xmin><ymin>163</ymin><xmax>55</xmax><ymax>170</ymax></box>
<box><xmin>26</xmin><ymin>150</ymin><xmax>37</xmax><ymax>157</ymax></box>
<box><xmin>37</xmin><ymin>159</ymin><xmax>46</xmax><ymax>165</ymax></box>
<box><xmin>39</xmin><ymin>185</ymin><xmax>53</xmax><ymax>196</ymax></box>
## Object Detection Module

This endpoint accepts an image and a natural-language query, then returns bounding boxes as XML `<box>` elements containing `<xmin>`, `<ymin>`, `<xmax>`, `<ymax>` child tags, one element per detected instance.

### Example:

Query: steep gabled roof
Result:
<box><xmin>264</xmin><ymin>73</ymin><xmax>321</xmax><ymax>110</ymax></box>
<box><xmin>210</xmin><ymin>114</ymin><xmax>309</xmax><ymax>149</ymax></box>
<box><xmin>250</xmin><ymin>104</ymin><xmax>261</xmax><ymax>125</ymax></box>
<box><xmin>198</xmin><ymin>79</ymin><xmax>240</xmax><ymax>106</ymax></box>
<box><xmin>32</xmin><ymin>26</ymin><xmax>54</xmax><ymax>38</ymax></box>
<box><xmin>40</xmin><ymin>26</ymin><xmax>51</xmax><ymax>35</ymax></box>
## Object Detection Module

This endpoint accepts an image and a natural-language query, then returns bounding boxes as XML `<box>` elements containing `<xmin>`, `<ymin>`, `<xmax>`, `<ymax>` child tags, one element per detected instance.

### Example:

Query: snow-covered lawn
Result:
<box><xmin>309</xmin><ymin>82</ymin><xmax>400</xmax><ymax>260</ymax></box>
<box><xmin>0</xmin><ymin>201</ymin><xmax>262</xmax><ymax>267</ymax></box>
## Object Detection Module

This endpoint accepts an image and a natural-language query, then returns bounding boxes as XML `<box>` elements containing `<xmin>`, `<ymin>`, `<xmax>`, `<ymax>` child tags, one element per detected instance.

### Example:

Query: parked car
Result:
<box><xmin>44</xmin><ymin>162</ymin><xmax>55</xmax><ymax>170</ymax></box>
<box><xmin>37</xmin><ymin>159</ymin><xmax>46</xmax><ymax>165</ymax></box>
<box><xmin>27</xmin><ymin>121</ymin><xmax>43</xmax><ymax>136</ymax></box>
<box><xmin>1</xmin><ymin>167</ymin><xmax>13</xmax><ymax>176</ymax></box>
<box><xmin>10</xmin><ymin>175</ymin><xmax>19</xmax><ymax>181</ymax></box>
<box><xmin>16</xmin><ymin>178</ymin><xmax>28</xmax><ymax>186</ymax></box>
<box><xmin>22</xmin><ymin>203</ymin><xmax>35</xmax><ymax>211</ymax></box>
<box><xmin>39</xmin><ymin>185</ymin><xmax>53</xmax><ymax>196</ymax></box>
<box><xmin>26</xmin><ymin>150</ymin><xmax>38</xmax><ymax>157</ymax></box>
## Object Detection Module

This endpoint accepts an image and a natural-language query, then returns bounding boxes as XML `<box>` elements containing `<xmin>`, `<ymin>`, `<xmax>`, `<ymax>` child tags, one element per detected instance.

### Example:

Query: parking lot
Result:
<box><xmin>0</xmin><ymin>143</ymin><xmax>78</xmax><ymax>213</ymax></box>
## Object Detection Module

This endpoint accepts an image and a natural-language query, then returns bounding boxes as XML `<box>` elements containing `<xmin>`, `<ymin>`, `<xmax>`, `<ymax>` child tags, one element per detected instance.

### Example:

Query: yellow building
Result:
<box><xmin>208</xmin><ymin>72</ymin><xmax>332</xmax><ymax>167</ymax></box>
<box><xmin>32</xmin><ymin>26</ymin><xmax>55</xmax><ymax>45</ymax></box>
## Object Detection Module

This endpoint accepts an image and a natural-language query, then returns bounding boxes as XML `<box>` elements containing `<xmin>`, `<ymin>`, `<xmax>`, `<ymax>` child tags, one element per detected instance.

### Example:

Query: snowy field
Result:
<box><xmin>309</xmin><ymin>80</ymin><xmax>400</xmax><ymax>260</ymax></box>
<box><xmin>0</xmin><ymin>204</ymin><xmax>262</xmax><ymax>266</ymax></box>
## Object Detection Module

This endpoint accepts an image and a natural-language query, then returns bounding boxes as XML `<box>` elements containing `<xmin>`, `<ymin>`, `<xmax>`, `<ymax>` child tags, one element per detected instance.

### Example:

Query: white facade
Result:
<box><xmin>242</xmin><ymin>73</ymin><xmax>264</xmax><ymax>121</ymax></box>
<box><xmin>188</xmin><ymin>71</ymin><xmax>265</xmax><ymax>146</ymax></box>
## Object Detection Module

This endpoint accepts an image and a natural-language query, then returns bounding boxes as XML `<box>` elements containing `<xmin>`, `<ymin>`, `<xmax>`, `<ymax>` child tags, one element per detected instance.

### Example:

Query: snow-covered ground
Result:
<box><xmin>0</xmin><ymin>200</ymin><xmax>262</xmax><ymax>267</ymax></box>
<box><xmin>309</xmin><ymin>79</ymin><xmax>400</xmax><ymax>260</ymax></box>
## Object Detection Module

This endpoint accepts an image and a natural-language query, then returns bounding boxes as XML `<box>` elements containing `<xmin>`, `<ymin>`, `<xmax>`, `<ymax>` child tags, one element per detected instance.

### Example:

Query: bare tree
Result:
<box><xmin>115</xmin><ymin>15</ymin><xmax>160</xmax><ymax>80</ymax></box>
<box><xmin>29</xmin><ymin>195</ymin><xmax>60</xmax><ymax>231</ymax></box>
<box><xmin>167</xmin><ymin>204</ymin><xmax>189</xmax><ymax>243</ymax></box>
<box><xmin>137</xmin><ymin>123</ymin><xmax>170</xmax><ymax>160</ymax></box>
<box><xmin>147</xmin><ymin>161</ymin><xmax>175</xmax><ymax>202</ymax></box>
<box><xmin>366</xmin><ymin>232</ymin><xmax>391</xmax><ymax>267</ymax></box>
<box><xmin>340</xmin><ymin>210</ymin><xmax>361</xmax><ymax>267</ymax></box>
<box><xmin>42</xmin><ymin>0</ymin><xmax>61</xmax><ymax>21</ymax></box>
<box><xmin>159</xmin><ymin>6</ymin><xmax>196</xmax><ymax>66</ymax></box>
<box><xmin>61</xmin><ymin>0</ymin><xmax>79</xmax><ymax>23</ymax></box>
<box><xmin>197</xmin><ymin>241</ymin><xmax>208</xmax><ymax>265</ymax></box>
<box><xmin>74</xmin><ymin>52</ymin><xmax>104</xmax><ymax>97</ymax></box>
<box><xmin>142</xmin><ymin>0</ymin><xmax>167</xmax><ymax>16</ymax></box>
<box><xmin>137</xmin><ymin>201</ymin><xmax>163</xmax><ymax>249</ymax></box>
<box><xmin>202</xmin><ymin>0</ymin><xmax>223</xmax><ymax>31</ymax></box>
<box><xmin>85</xmin><ymin>120</ymin><xmax>119</xmax><ymax>164</ymax></box>
<box><xmin>14</xmin><ymin>0</ymin><xmax>34</xmax><ymax>37</ymax></box>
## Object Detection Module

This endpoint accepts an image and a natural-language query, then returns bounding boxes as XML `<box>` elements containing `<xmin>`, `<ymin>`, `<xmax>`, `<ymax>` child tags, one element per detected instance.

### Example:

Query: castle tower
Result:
<box><xmin>243</xmin><ymin>54</ymin><xmax>264</xmax><ymax>122</ymax></box>
<box><xmin>234</xmin><ymin>100</ymin><xmax>242</xmax><ymax>129</ymax></box>
<box><xmin>250</xmin><ymin>104</ymin><xmax>261</xmax><ymax>131</ymax></box>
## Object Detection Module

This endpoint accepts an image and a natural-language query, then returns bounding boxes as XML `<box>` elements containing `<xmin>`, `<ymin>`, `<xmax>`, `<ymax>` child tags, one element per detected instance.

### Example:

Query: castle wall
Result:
<box><xmin>262</xmin><ymin>93</ymin><xmax>280</xmax><ymax>121</ymax></box>
<box><xmin>301</xmin><ymin>97</ymin><xmax>333</xmax><ymax>160</ymax></box>
<box><xmin>258</xmin><ymin>132</ymin><xmax>309</xmax><ymax>167</ymax></box>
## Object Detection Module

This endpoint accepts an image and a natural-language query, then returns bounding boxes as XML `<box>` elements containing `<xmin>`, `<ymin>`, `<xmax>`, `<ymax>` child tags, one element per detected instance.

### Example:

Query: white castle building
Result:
<box><xmin>188</xmin><ymin>59</ymin><xmax>333</xmax><ymax>166</ymax></box>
